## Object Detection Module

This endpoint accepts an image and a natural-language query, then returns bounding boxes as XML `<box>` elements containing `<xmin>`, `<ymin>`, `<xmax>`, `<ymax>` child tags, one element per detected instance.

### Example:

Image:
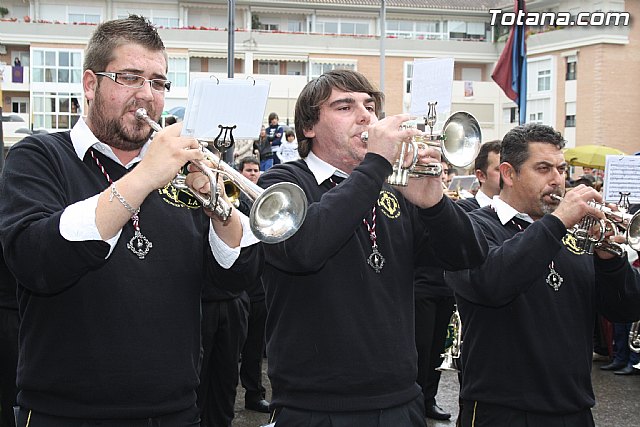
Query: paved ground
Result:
<box><xmin>231</xmin><ymin>357</ymin><xmax>640</xmax><ymax>427</ymax></box>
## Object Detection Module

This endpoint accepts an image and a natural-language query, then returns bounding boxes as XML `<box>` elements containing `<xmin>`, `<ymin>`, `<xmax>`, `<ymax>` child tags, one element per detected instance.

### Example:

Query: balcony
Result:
<box><xmin>0</xmin><ymin>65</ymin><xmax>30</xmax><ymax>91</ymax></box>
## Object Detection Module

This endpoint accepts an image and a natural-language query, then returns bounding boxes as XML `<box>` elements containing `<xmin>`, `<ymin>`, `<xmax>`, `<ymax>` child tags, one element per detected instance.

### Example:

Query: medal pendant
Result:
<box><xmin>367</xmin><ymin>246</ymin><xmax>385</xmax><ymax>273</ymax></box>
<box><xmin>546</xmin><ymin>267</ymin><xmax>563</xmax><ymax>291</ymax></box>
<box><xmin>127</xmin><ymin>230</ymin><xmax>153</xmax><ymax>260</ymax></box>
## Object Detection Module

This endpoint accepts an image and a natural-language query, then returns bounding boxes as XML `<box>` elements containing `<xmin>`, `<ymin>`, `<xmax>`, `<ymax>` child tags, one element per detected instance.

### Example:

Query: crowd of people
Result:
<box><xmin>1</xmin><ymin>14</ymin><xmax>640</xmax><ymax>427</ymax></box>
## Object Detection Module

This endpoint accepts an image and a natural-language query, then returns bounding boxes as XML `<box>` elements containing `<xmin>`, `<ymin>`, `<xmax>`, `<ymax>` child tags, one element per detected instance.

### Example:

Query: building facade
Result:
<box><xmin>0</xmin><ymin>0</ymin><xmax>637</xmax><ymax>155</ymax></box>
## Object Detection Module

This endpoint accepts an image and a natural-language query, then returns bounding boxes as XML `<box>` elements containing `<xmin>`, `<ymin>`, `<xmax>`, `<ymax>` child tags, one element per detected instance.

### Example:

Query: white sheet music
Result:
<box><xmin>603</xmin><ymin>155</ymin><xmax>640</xmax><ymax>204</ymax></box>
<box><xmin>181</xmin><ymin>77</ymin><xmax>270</xmax><ymax>139</ymax></box>
<box><xmin>409</xmin><ymin>58</ymin><xmax>454</xmax><ymax>131</ymax></box>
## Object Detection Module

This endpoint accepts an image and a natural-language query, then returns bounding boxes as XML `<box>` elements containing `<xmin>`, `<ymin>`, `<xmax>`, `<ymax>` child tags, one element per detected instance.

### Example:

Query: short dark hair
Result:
<box><xmin>84</xmin><ymin>15</ymin><xmax>167</xmax><ymax>73</ymax></box>
<box><xmin>474</xmin><ymin>140</ymin><xmax>501</xmax><ymax>175</ymax></box>
<box><xmin>295</xmin><ymin>69</ymin><xmax>384</xmax><ymax>158</ymax></box>
<box><xmin>500</xmin><ymin>123</ymin><xmax>565</xmax><ymax>189</ymax></box>
<box><xmin>285</xmin><ymin>129</ymin><xmax>295</xmax><ymax>139</ymax></box>
<box><xmin>268</xmin><ymin>112</ymin><xmax>279</xmax><ymax>123</ymax></box>
<box><xmin>238</xmin><ymin>156</ymin><xmax>260</xmax><ymax>171</ymax></box>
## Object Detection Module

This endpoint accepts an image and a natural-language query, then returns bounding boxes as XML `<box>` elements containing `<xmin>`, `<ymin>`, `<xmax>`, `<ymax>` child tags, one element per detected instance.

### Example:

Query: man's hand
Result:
<box><xmin>394</xmin><ymin>144</ymin><xmax>444</xmax><ymax>209</ymax></box>
<box><xmin>134</xmin><ymin>123</ymin><xmax>204</xmax><ymax>193</ymax></box>
<box><xmin>551</xmin><ymin>184</ymin><xmax>605</xmax><ymax>228</ymax></box>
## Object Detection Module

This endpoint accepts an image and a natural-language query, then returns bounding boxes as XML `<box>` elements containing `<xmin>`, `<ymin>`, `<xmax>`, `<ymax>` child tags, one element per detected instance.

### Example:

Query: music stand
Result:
<box><xmin>181</xmin><ymin>77</ymin><xmax>271</xmax><ymax>151</ymax></box>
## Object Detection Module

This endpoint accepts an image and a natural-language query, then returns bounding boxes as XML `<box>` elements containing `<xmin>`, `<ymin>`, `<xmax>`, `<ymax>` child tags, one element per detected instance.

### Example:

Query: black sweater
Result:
<box><xmin>0</xmin><ymin>132</ymin><xmax>260</xmax><ymax>419</ymax></box>
<box><xmin>445</xmin><ymin>206</ymin><xmax>640</xmax><ymax>414</ymax></box>
<box><xmin>258</xmin><ymin>153</ymin><xmax>487</xmax><ymax>412</ymax></box>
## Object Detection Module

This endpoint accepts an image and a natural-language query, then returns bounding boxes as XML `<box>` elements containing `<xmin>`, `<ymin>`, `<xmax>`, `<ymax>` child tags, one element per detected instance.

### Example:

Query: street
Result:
<box><xmin>231</xmin><ymin>357</ymin><xmax>640</xmax><ymax>427</ymax></box>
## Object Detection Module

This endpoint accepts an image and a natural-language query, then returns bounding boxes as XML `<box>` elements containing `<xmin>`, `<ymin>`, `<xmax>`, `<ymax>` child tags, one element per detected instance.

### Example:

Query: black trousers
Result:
<box><xmin>197</xmin><ymin>297</ymin><xmax>249</xmax><ymax>427</ymax></box>
<box><xmin>459</xmin><ymin>401</ymin><xmax>595</xmax><ymax>427</ymax></box>
<box><xmin>271</xmin><ymin>395</ymin><xmax>426</xmax><ymax>427</ymax></box>
<box><xmin>0</xmin><ymin>308</ymin><xmax>18</xmax><ymax>427</ymax></box>
<box><xmin>14</xmin><ymin>405</ymin><xmax>200</xmax><ymax>427</ymax></box>
<box><xmin>414</xmin><ymin>294</ymin><xmax>455</xmax><ymax>406</ymax></box>
<box><xmin>239</xmin><ymin>298</ymin><xmax>267</xmax><ymax>403</ymax></box>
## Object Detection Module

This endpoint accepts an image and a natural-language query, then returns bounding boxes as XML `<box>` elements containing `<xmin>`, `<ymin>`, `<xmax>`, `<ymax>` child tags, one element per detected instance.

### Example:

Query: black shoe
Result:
<box><xmin>245</xmin><ymin>399</ymin><xmax>270</xmax><ymax>413</ymax></box>
<box><xmin>614</xmin><ymin>366</ymin><xmax>640</xmax><ymax>375</ymax></box>
<box><xmin>425</xmin><ymin>403</ymin><xmax>451</xmax><ymax>420</ymax></box>
<box><xmin>601</xmin><ymin>361</ymin><xmax>626</xmax><ymax>371</ymax></box>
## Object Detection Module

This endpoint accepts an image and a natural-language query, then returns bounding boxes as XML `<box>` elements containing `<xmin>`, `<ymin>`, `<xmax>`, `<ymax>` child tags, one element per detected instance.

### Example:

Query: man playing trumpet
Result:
<box><xmin>445</xmin><ymin>123</ymin><xmax>640</xmax><ymax>427</ymax></box>
<box><xmin>257</xmin><ymin>69</ymin><xmax>487</xmax><ymax>426</ymax></box>
<box><xmin>0</xmin><ymin>15</ymin><xmax>260</xmax><ymax>426</ymax></box>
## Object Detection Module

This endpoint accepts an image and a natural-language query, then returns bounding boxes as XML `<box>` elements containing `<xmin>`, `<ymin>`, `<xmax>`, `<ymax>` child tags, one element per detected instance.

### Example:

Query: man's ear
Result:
<box><xmin>475</xmin><ymin>169</ymin><xmax>486</xmax><ymax>185</ymax></box>
<box><xmin>499</xmin><ymin>162</ymin><xmax>515</xmax><ymax>187</ymax></box>
<box><xmin>303</xmin><ymin>127</ymin><xmax>315</xmax><ymax>139</ymax></box>
<box><xmin>83</xmin><ymin>70</ymin><xmax>98</xmax><ymax>103</ymax></box>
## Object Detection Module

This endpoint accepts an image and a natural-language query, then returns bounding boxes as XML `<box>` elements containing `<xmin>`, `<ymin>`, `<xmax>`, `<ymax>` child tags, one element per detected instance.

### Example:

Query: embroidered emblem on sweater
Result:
<box><xmin>562</xmin><ymin>233</ymin><xmax>585</xmax><ymax>255</ymax></box>
<box><xmin>159</xmin><ymin>182</ymin><xmax>202</xmax><ymax>209</ymax></box>
<box><xmin>378</xmin><ymin>190</ymin><xmax>400</xmax><ymax>219</ymax></box>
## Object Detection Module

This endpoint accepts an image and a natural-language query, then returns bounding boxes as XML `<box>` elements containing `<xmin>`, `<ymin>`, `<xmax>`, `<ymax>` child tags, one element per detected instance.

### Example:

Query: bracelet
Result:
<box><xmin>109</xmin><ymin>183</ymin><xmax>140</xmax><ymax>217</ymax></box>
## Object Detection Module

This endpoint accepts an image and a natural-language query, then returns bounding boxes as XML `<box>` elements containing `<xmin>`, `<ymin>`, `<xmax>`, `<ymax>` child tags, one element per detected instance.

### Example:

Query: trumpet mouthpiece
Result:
<box><xmin>135</xmin><ymin>108</ymin><xmax>148</xmax><ymax>120</ymax></box>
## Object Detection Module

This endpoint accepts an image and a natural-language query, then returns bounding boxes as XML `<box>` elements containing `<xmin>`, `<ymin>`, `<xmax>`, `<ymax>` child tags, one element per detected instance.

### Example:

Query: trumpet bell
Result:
<box><xmin>627</xmin><ymin>211</ymin><xmax>640</xmax><ymax>252</ymax></box>
<box><xmin>441</xmin><ymin>111</ymin><xmax>482</xmax><ymax>169</ymax></box>
<box><xmin>436</xmin><ymin>352</ymin><xmax>460</xmax><ymax>372</ymax></box>
<box><xmin>250</xmin><ymin>182</ymin><xmax>308</xmax><ymax>244</ymax></box>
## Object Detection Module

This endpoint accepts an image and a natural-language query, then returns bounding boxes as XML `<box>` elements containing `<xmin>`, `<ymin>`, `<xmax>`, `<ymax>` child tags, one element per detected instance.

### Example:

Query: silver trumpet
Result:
<box><xmin>136</xmin><ymin>108</ymin><xmax>308</xmax><ymax>243</ymax></box>
<box><xmin>361</xmin><ymin>102</ymin><xmax>481</xmax><ymax>187</ymax></box>
<box><xmin>549</xmin><ymin>194</ymin><xmax>640</xmax><ymax>256</ymax></box>
<box><xmin>436</xmin><ymin>307</ymin><xmax>462</xmax><ymax>372</ymax></box>
<box><xmin>630</xmin><ymin>321</ymin><xmax>640</xmax><ymax>353</ymax></box>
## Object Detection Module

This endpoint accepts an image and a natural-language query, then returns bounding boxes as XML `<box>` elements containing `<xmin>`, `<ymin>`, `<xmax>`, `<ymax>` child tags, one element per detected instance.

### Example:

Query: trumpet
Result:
<box><xmin>136</xmin><ymin>108</ymin><xmax>308</xmax><ymax>243</ymax></box>
<box><xmin>549</xmin><ymin>194</ymin><xmax>640</xmax><ymax>256</ymax></box>
<box><xmin>361</xmin><ymin>102</ymin><xmax>481</xmax><ymax>187</ymax></box>
<box><xmin>436</xmin><ymin>307</ymin><xmax>462</xmax><ymax>372</ymax></box>
<box><xmin>630</xmin><ymin>321</ymin><xmax>640</xmax><ymax>353</ymax></box>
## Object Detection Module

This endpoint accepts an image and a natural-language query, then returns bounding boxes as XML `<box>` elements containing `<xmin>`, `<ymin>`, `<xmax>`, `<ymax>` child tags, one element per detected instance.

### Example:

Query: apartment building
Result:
<box><xmin>0</xmin><ymin>0</ymin><xmax>637</xmax><ymax>155</ymax></box>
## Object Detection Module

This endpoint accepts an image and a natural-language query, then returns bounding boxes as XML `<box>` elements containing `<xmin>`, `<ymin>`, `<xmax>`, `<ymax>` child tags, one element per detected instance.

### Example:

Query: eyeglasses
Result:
<box><xmin>95</xmin><ymin>72</ymin><xmax>171</xmax><ymax>93</ymax></box>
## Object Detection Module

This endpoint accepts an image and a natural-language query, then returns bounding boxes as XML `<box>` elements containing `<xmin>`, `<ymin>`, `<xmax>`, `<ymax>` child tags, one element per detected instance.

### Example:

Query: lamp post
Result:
<box><xmin>0</xmin><ymin>67</ymin><xmax>5</xmax><ymax>171</ymax></box>
<box><xmin>223</xmin><ymin>0</ymin><xmax>235</xmax><ymax>164</ymax></box>
<box><xmin>379</xmin><ymin>0</ymin><xmax>386</xmax><ymax>118</ymax></box>
<box><xmin>228</xmin><ymin>0</ymin><xmax>235</xmax><ymax>79</ymax></box>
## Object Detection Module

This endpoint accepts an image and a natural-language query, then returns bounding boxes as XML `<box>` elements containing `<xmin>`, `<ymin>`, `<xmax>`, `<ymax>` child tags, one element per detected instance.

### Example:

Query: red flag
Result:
<box><xmin>492</xmin><ymin>0</ymin><xmax>527</xmax><ymax>124</ymax></box>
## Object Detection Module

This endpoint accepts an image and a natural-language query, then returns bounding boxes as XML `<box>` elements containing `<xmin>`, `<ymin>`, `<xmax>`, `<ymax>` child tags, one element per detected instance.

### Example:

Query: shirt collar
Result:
<box><xmin>70</xmin><ymin>116</ymin><xmax>150</xmax><ymax>169</ymax></box>
<box><xmin>475</xmin><ymin>189</ymin><xmax>493</xmax><ymax>208</ymax></box>
<box><xmin>490</xmin><ymin>196</ymin><xmax>534</xmax><ymax>226</ymax></box>
<box><xmin>304</xmin><ymin>151</ymin><xmax>349</xmax><ymax>185</ymax></box>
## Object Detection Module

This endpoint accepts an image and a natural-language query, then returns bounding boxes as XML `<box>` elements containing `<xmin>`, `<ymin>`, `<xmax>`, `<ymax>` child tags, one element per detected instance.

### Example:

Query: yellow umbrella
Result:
<box><xmin>563</xmin><ymin>145</ymin><xmax>626</xmax><ymax>169</ymax></box>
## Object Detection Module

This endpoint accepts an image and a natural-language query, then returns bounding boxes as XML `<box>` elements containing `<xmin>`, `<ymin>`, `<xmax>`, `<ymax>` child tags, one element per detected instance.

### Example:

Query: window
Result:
<box><xmin>565</xmin><ymin>101</ymin><xmax>576</xmax><ymax>127</ymax></box>
<box><xmin>405</xmin><ymin>62</ymin><xmax>413</xmax><ymax>95</ymax></box>
<box><xmin>387</xmin><ymin>20</ymin><xmax>443</xmax><ymax>40</ymax></box>
<box><xmin>565</xmin><ymin>115</ymin><xmax>576</xmax><ymax>127</ymax></box>
<box><xmin>258</xmin><ymin>61</ymin><xmax>279</xmax><ymax>75</ymax></box>
<box><xmin>286</xmin><ymin>62</ymin><xmax>305</xmax><ymax>76</ymax></box>
<box><xmin>12</xmin><ymin>51</ymin><xmax>29</xmax><ymax>67</ymax></box>
<box><xmin>68</xmin><ymin>13</ymin><xmax>100</xmax><ymax>24</ymax></box>
<box><xmin>168</xmin><ymin>57</ymin><xmax>188</xmax><ymax>88</ymax></box>
<box><xmin>387</xmin><ymin>20</ymin><xmax>414</xmax><ymax>38</ymax></box>
<box><xmin>448</xmin><ymin>20</ymin><xmax>487</xmax><ymax>41</ymax></box>
<box><xmin>257</xmin><ymin>23</ymin><xmax>275</xmax><ymax>31</ymax></box>
<box><xmin>566</xmin><ymin>59</ymin><xmax>577</xmax><ymax>80</ymax></box>
<box><xmin>11</xmin><ymin>100</ymin><xmax>28</xmax><ymax>114</ymax></box>
<box><xmin>310</xmin><ymin>61</ymin><xmax>356</xmax><ymax>79</ymax></box>
<box><xmin>511</xmin><ymin>108</ymin><xmax>518</xmax><ymax>123</ymax></box>
<box><xmin>537</xmin><ymin>69</ymin><xmax>551</xmax><ymax>91</ymax></box>
<box><xmin>316</xmin><ymin>19</ymin><xmax>368</xmax><ymax>36</ymax></box>
<box><xmin>287</xmin><ymin>19</ymin><xmax>305</xmax><ymax>32</ymax></box>
<box><xmin>529</xmin><ymin>112</ymin><xmax>543</xmax><ymax>124</ymax></box>
<box><xmin>152</xmin><ymin>17</ymin><xmax>179</xmax><ymax>28</ymax></box>
<box><xmin>32</xmin><ymin>92</ymin><xmax>82</xmax><ymax>130</ymax></box>
<box><xmin>32</xmin><ymin>49</ymin><xmax>82</xmax><ymax>84</ymax></box>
